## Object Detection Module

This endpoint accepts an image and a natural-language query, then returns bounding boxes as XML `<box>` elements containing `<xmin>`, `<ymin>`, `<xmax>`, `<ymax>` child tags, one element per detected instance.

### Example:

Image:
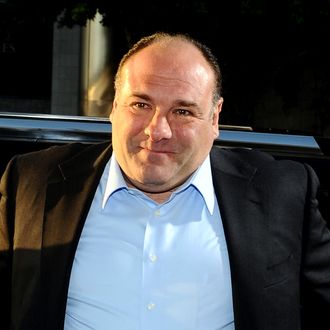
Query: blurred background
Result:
<box><xmin>1</xmin><ymin>0</ymin><xmax>330</xmax><ymax>137</ymax></box>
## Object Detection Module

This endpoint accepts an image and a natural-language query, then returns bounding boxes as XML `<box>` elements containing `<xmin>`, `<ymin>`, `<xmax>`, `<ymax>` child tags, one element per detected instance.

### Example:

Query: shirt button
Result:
<box><xmin>147</xmin><ymin>302</ymin><xmax>156</xmax><ymax>310</ymax></box>
<box><xmin>154</xmin><ymin>209</ymin><xmax>161</xmax><ymax>216</ymax></box>
<box><xmin>149</xmin><ymin>253</ymin><xmax>158</xmax><ymax>262</ymax></box>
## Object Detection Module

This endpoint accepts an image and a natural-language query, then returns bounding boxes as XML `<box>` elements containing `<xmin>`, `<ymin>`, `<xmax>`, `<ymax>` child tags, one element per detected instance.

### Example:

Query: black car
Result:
<box><xmin>1</xmin><ymin>112</ymin><xmax>329</xmax><ymax>226</ymax></box>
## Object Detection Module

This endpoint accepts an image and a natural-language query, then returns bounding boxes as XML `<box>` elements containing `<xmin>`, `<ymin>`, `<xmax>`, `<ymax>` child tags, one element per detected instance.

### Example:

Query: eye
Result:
<box><xmin>174</xmin><ymin>109</ymin><xmax>192</xmax><ymax>116</ymax></box>
<box><xmin>132</xmin><ymin>102</ymin><xmax>149</xmax><ymax>110</ymax></box>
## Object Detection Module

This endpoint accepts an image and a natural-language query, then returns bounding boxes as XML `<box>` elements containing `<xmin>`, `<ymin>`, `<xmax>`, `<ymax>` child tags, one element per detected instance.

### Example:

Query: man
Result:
<box><xmin>0</xmin><ymin>32</ymin><xmax>329</xmax><ymax>330</ymax></box>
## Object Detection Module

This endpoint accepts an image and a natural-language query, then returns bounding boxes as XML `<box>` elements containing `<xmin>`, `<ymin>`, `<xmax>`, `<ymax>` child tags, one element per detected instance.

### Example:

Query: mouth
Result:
<box><xmin>139</xmin><ymin>143</ymin><xmax>175</xmax><ymax>153</ymax></box>
<box><xmin>143</xmin><ymin>147</ymin><xmax>176</xmax><ymax>154</ymax></box>
<box><xmin>139</xmin><ymin>146</ymin><xmax>176</xmax><ymax>158</ymax></box>
<box><xmin>148</xmin><ymin>148</ymin><xmax>172</xmax><ymax>153</ymax></box>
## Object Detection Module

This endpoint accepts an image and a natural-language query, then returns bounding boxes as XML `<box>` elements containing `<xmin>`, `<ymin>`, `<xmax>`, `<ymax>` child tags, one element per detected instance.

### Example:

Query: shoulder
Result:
<box><xmin>4</xmin><ymin>141</ymin><xmax>111</xmax><ymax>178</ymax></box>
<box><xmin>210</xmin><ymin>146</ymin><xmax>274</xmax><ymax>168</ymax></box>
<box><xmin>210</xmin><ymin>146</ymin><xmax>310</xmax><ymax>185</ymax></box>
<box><xmin>18</xmin><ymin>141</ymin><xmax>108</xmax><ymax>162</ymax></box>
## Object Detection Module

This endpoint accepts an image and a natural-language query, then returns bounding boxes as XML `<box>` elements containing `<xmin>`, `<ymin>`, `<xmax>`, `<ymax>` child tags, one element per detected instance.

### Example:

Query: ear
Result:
<box><xmin>109</xmin><ymin>100</ymin><xmax>117</xmax><ymax>122</ymax></box>
<box><xmin>212</xmin><ymin>97</ymin><xmax>223</xmax><ymax>138</ymax></box>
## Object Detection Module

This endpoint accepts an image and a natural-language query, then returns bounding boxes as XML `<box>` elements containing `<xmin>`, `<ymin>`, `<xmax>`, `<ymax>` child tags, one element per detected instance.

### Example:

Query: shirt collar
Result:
<box><xmin>102</xmin><ymin>154</ymin><xmax>128</xmax><ymax>209</ymax></box>
<box><xmin>187</xmin><ymin>155</ymin><xmax>215</xmax><ymax>214</ymax></box>
<box><xmin>102</xmin><ymin>154</ymin><xmax>215</xmax><ymax>214</ymax></box>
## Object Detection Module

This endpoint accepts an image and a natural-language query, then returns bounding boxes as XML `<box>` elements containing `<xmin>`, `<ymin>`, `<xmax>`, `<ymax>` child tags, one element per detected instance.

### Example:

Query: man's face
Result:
<box><xmin>110</xmin><ymin>40</ymin><xmax>222</xmax><ymax>193</ymax></box>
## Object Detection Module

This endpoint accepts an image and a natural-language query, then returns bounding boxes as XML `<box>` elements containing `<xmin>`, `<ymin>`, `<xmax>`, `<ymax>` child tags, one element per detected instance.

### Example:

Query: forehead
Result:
<box><xmin>120</xmin><ymin>40</ymin><xmax>215</xmax><ymax>92</ymax></box>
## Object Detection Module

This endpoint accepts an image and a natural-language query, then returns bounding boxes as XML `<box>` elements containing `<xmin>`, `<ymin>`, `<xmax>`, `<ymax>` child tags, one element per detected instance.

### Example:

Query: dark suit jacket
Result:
<box><xmin>1</xmin><ymin>142</ymin><xmax>330</xmax><ymax>330</ymax></box>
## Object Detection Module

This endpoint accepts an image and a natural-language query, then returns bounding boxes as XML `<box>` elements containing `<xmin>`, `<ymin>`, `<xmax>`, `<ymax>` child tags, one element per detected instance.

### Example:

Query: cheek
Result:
<box><xmin>176</xmin><ymin>124</ymin><xmax>211</xmax><ymax>144</ymax></box>
<box><xmin>173</xmin><ymin>127</ymin><xmax>201</xmax><ymax>153</ymax></box>
<box><xmin>113</xmin><ymin>112</ymin><xmax>136</xmax><ymax>133</ymax></box>
<box><xmin>177</xmin><ymin>126</ymin><xmax>216</xmax><ymax>159</ymax></box>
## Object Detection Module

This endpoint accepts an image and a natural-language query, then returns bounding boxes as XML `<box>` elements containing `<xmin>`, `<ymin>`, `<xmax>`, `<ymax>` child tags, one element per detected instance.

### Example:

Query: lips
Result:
<box><xmin>139</xmin><ymin>144</ymin><xmax>176</xmax><ymax>154</ymax></box>
<box><xmin>146</xmin><ymin>148</ymin><xmax>173</xmax><ymax>153</ymax></box>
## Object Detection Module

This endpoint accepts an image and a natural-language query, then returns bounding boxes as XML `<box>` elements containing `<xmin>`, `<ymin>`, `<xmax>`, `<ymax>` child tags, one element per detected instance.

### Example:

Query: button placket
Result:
<box><xmin>141</xmin><ymin>211</ymin><xmax>161</xmax><ymax>324</ymax></box>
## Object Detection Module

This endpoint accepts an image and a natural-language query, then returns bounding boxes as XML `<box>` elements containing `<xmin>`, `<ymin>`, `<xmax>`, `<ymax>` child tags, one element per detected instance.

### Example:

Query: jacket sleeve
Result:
<box><xmin>301</xmin><ymin>163</ymin><xmax>330</xmax><ymax>305</ymax></box>
<box><xmin>0</xmin><ymin>157</ymin><xmax>17</xmax><ymax>329</ymax></box>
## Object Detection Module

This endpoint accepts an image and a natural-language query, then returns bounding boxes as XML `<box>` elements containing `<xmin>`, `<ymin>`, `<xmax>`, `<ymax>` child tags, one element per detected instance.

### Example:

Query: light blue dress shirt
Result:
<box><xmin>64</xmin><ymin>154</ymin><xmax>234</xmax><ymax>330</ymax></box>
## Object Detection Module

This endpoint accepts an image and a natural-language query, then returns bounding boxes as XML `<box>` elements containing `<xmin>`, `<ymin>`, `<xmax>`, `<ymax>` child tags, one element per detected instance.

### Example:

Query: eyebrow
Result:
<box><xmin>130</xmin><ymin>92</ymin><xmax>152</xmax><ymax>101</ymax></box>
<box><xmin>174</xmin><ymin>99</ymin><xmax>198</xmax><ymax>108</ymax></box>
<box><xmin>130</xmin><ymin>93</ymin><xmax>198</xmax><ymax>108</ymax></box>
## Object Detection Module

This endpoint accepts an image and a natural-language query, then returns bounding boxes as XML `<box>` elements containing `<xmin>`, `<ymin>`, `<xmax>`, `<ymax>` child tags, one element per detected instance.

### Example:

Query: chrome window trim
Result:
<box><xmin>0</xmin><ymin>112</ymin><xmax>325</xmax><ymax>156</ymax></box>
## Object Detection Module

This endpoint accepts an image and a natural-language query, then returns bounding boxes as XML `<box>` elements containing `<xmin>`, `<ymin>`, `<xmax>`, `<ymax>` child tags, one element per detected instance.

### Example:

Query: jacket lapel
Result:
<box><xmin>39</xmin><ymin>142</ymin><xmax>112</xmax><ymax>328</ymax></box>
<box><xmin>211</xmin><ymin>148</ymin><xmax>270</xmax><ymax>330</ymax></box>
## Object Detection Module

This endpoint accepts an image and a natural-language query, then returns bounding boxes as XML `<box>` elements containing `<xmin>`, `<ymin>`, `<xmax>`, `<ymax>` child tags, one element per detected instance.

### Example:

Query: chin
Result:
<box><xmin>141</xmin><ymin>176</ymin><xmax>168</xmax><ymax>185</ymax></box>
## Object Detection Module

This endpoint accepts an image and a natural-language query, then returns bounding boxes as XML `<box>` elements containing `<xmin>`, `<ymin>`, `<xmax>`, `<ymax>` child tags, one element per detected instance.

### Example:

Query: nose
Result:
<box><xmin>144</xmin><ymin>113</ymin><xmax>172</xmax><ymax>141</ymax></box>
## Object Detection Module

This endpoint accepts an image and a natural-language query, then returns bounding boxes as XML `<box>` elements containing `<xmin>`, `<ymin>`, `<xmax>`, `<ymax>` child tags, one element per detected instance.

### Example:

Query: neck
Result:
<box><xmin>123</xmin><ymin>174</ymin><xmax>176</xmax><ymax>204</ymax></box>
